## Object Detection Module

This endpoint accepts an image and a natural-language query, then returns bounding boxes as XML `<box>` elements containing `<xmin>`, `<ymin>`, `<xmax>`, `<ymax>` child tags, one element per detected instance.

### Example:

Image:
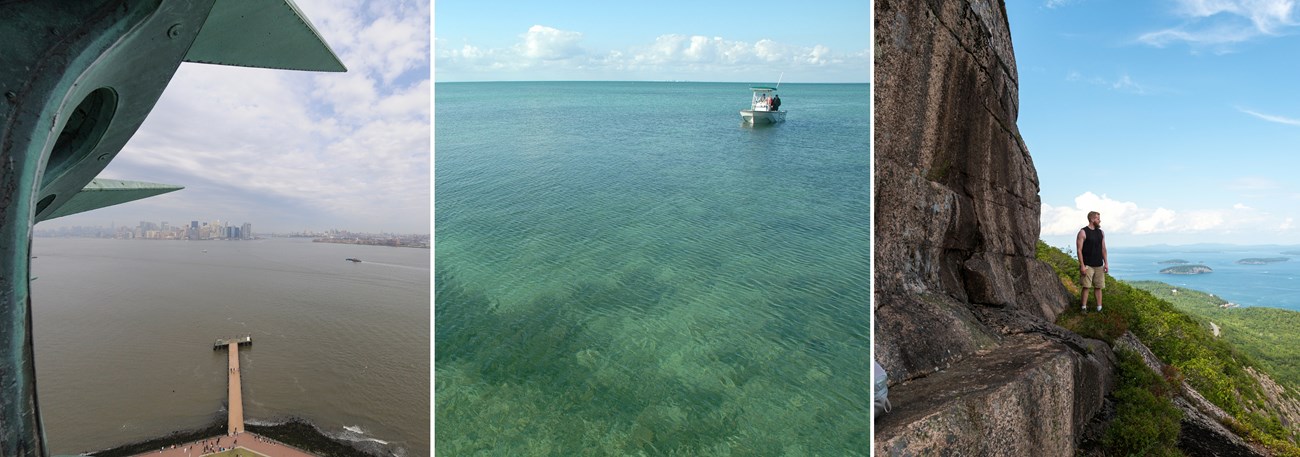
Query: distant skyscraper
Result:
<box><xmin>242</xmin><ymin>223</ymin><xmax>252</xmax><ymax>240</ymax></box>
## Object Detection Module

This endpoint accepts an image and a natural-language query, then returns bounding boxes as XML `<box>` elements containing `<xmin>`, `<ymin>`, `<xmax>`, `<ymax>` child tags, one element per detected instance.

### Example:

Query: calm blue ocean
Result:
<box><xmin>435</xmin><ymin>82</ymin><xmax>870</xmax><ymax>454</ymax></box>
<box><xmin>1109</xmin><ymin>245</ymin><xmax>1300</xmax><ymax>311</ymax></box>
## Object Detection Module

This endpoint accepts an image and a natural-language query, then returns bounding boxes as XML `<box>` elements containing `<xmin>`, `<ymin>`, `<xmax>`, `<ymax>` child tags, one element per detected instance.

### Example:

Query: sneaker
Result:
<box><xmin>1081</xmin><ymin>306</ymin><xmax>1087</xmax><ymax>313</ymax></box>
<box><xmin>1096</xmin><ymin>306</ymin><xmax>1103</xmax><ymax>312</ymax></box>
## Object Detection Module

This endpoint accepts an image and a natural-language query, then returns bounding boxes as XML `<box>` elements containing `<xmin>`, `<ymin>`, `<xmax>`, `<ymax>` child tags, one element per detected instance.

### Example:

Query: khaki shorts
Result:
<box><xmin>1081</xmin><ymin>265</ymin><xmax>1105</xmax><ymax>289</ymax></box>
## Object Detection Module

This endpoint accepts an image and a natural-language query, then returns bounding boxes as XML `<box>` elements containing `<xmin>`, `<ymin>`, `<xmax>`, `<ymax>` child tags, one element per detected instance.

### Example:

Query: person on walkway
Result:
<box><xmin>1076</xmin><ymin>211</ymin><xmax>1108</xmax><ymax>312</ymax></box>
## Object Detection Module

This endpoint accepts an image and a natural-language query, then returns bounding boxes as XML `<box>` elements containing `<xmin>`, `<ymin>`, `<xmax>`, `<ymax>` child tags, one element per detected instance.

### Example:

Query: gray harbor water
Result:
<box><xmin>29</xmin><ymin>237</ymin><xmax>429</xmax><ymax>456</ymax></box>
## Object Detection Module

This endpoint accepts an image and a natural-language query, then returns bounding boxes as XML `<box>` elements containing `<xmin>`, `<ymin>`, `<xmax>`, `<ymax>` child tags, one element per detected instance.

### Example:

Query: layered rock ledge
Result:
<box><xmin>876</xmin><ymin>334</ymin><xmax>1113</xmax><ymax>456</ymax></box>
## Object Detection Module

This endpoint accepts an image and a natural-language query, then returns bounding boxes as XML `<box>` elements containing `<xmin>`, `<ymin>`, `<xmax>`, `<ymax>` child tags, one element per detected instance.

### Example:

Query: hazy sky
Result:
<box><xmin>434</xmin><ymin>0</ymin><xmax>870</xmax><ymax>83</ymax></box>
<box><xmin>41</xmin><ymin>0</ymin><xmax>431</xmax><ymax>235</ymax></box>
<box><xmin>1010</xmin><ymin>0</ymin><xmax>1300</xmax><ymax>247</ymax></box>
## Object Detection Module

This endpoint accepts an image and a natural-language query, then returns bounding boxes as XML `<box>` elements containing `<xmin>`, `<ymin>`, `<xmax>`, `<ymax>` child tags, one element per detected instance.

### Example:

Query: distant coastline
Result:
<box><xmin>1237</xmin><ymin>257</ymin><xmax>1289</xmax><ymax>265</ymax></box>
<box><xmin>313</xmin><ymin>237</ymin><xmax>430</xmax><ymax>249</ymax></box>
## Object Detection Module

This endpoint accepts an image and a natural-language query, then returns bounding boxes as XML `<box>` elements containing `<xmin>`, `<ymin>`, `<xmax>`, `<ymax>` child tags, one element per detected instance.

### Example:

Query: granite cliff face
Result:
<box><xmin>874</xmin><ymin>0</ymin><xmax>1115</xmax><ymax>454</ymax></box>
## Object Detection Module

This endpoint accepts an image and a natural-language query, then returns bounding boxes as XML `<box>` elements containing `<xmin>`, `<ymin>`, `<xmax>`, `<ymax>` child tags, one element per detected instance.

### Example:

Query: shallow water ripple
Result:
<box><xmin>436</xmin><ymin>82</ymin><xmax>870</xmax><ymax>455</ymax></box>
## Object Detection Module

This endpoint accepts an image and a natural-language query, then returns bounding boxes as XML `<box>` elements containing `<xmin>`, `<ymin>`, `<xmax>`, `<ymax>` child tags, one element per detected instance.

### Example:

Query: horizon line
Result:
<box><xmin>434</xmin><ymin>79</ymin><xmax>871</xmax><ymax>84</ymax></box>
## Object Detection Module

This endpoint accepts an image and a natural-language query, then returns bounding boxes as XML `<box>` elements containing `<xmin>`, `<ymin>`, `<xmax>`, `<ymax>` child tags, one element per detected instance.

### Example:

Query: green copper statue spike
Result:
<box><xmin>0</xmin><ymin>2</ymin><xmax>344</xmax><ymax>454</ymax></box>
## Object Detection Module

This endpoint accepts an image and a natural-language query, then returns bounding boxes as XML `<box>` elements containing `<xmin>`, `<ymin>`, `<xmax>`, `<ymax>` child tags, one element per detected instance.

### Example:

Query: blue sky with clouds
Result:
<box><xmin>1009</xmin><ymin>0</ymin><xmax>1300</xmax><ymax>247</ymax></box>
<box><xmin>40</xmin><ymin>0</ymin><xmax>431</xmax><ymax>235</ymax></box>
<box><xmin>434</xmin><ymin>0</ymin><xmax>870</xmax><ymax>83</ymax></box>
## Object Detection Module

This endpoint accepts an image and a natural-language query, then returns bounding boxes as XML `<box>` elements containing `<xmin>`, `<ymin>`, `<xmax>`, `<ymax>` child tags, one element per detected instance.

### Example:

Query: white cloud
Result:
<box><xmin>1065</xmin><ymin>71</ymin><xmax>1156</xmax><ymax>94</ymax></box>
<box><xmin>1112</xmin><ymin>74</ymin><xmax>1147</xmax><ymax>93</ymax></box>
<box><xmin>1139</xmin><ymin>0</ymin><xmax>1296</xmax><ymax>48</ymax></box>
<box><xmin>435</xmin><ymin>27</ymin><xmax>866</xmax><ymax>81</ymax></box>
<box><xmin>517</xmin><ymin>25</ymin><xmax>585</xmax><ymax>60</ymax></box>
<box><xmin>1040</xmin><ymin>192</ymin><xmax>1255</xmax><ymax>236</ymax></box>
<box><xmin>83</xmin><ymin>0</ymin><xmax>431</xmax><ymax>233</ymax></box>
<box><xmin>1040</xmin><ymin>190</ymin><xmax>1300</xmax><ymax>244</ymax></box>
<box><xmin>1179</xmin><ymin>0</ymin><xmax>1295</xmax><ymax>32</ymax></box>
<box><xmin>1240</xmin><ymin>107</ymin><xmax>1300</xmax><ymax>126</ymax></box>
<box><xmin>306</xmin><ymin>0</ymin><xmax>430</xmax><ymax>84</ymax></box>
<box><xmin>1134</xmin><ymin>208</ymin><xmax>1179</xmax><ymax>234</ymax></box>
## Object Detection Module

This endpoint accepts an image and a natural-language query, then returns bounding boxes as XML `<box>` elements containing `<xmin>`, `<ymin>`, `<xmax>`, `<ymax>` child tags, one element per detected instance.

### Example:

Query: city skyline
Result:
<box><xmin>34</xmin><ymin>220</ymin><xmax>429</xmax><ymax>237</ymax></box>
<box><xmin>38</xmin><ymin>219</ymin><xmax>255</xmax><ymax>241</ymax></box>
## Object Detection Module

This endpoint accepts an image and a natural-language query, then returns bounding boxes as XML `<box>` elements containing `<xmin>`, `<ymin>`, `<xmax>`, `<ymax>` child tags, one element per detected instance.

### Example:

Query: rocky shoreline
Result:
<box><xmin>88</xmin><ymin>417</ymin><xmax>381</xmax><ymax>457</ymax></box>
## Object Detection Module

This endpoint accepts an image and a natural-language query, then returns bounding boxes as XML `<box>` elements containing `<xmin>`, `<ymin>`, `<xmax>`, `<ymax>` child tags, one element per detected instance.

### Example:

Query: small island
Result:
<box><xmin>1237</xmin><ymin>257</ymin><xmax>1289</xmax><ymax>265</ymax></box>
<box><xmin>1158</xmin><ymin>259</ymin><xmax>1191</xmax><ymax>264</ymax></box>
<box><xmin>1160</xmin><ymin>264</ymin><xmax>1214</xmax><ymax>275</ymax></box>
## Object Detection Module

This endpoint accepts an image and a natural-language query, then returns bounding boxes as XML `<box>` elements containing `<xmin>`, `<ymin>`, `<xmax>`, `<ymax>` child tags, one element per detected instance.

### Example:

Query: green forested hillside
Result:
<box><xmin>1036</xmin><ymin>241</ymin><xmax>1300</xmax><ymax>455</ymax></box>
<box><xmin>1131</xmin><ymin>281</ymin><xmax>1300</xmax><ymax>395</ymax></box>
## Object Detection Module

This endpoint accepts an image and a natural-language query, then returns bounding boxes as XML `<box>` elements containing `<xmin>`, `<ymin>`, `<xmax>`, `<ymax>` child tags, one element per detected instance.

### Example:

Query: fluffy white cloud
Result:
<box><xmin>1042</xmin><ymin>192</ymin><xmax>1239</xmax><ymax>235</ymax></box>
<box><xmin>517</xmin><ymin>25</ymin><xmax>585</xmax><ymax>60</ymax></box>
<box><xmin>1040</xmin><ymin>192</ymin><xmax>1298</xmax><ymax>242</ymax></box>
<box><xmin>81</xmin><ymin>0</ymin><xmax>430</xmax><ymax>233</ymax></box>
<box><xmin>435</xmin><ymin>26</ymin><xmax>866</xmax><ymax>81</ymax></box>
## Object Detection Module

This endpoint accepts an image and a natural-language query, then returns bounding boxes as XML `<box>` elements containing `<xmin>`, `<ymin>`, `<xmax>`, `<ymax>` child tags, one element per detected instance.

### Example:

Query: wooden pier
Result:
<box><xmin>215</xmin><ymin>336</ymin><xmax>251</xmax><ymax>434</ymax></box>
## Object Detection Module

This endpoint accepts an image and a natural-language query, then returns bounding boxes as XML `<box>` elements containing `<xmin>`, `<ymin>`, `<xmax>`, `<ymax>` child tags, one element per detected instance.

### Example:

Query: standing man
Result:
<box><xmin>1076</xmin><ymin>211</ymin><xmax>1108</xmax><ymax>312</ymax></box>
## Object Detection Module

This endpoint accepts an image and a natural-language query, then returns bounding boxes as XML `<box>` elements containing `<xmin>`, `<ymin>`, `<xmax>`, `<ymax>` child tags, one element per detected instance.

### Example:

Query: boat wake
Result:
<box><xmin>352</xmin><ymin>261</ymin><xmax>427</xmax><ymax>271</ymax></box>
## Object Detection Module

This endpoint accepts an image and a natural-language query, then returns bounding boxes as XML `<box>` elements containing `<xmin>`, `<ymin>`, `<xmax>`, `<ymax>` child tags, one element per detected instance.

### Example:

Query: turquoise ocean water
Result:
<box><xmin>1109</xmin><ymin>245</ymin><xmax>1300</xmax><ymax>311</ymax></box>
<box><xmin>435</xmin><ymin>82</ymin><xmax>870</xmax><ymax>454</ymax></box>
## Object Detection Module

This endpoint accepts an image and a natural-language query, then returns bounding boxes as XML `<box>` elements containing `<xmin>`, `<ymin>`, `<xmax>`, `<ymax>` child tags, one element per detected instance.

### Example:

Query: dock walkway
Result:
<box><xmin>226</xmin><ymin>342</ymin><xmax>243</xmax><ymax>434</ymax></box>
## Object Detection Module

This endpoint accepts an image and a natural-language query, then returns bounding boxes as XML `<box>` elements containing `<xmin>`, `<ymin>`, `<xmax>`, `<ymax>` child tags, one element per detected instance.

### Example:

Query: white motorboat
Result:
<box><xmin>740</xmin><ymin>86</ymin><xmax>785</xmax><ymax>124</ymax></box>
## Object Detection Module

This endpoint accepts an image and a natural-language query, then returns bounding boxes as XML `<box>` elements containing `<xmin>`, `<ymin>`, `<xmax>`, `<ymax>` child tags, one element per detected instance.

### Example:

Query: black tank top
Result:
<box><xmin>1081</xmin><ymin>226</ymin><xmax>1104</xmax><ymax>267</ymax></box>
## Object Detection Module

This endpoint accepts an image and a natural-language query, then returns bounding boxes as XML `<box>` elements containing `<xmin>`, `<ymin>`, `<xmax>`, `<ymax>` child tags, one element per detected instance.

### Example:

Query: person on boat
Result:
<box><xmin>758</xmin><ymin>93</ymin><xmax>768</xmax><ymax>110</ymax></box>
<box><xmin>772</xmin><ymin>94</ymin><xmax>781</xmax><ymax>111</ymax></box>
